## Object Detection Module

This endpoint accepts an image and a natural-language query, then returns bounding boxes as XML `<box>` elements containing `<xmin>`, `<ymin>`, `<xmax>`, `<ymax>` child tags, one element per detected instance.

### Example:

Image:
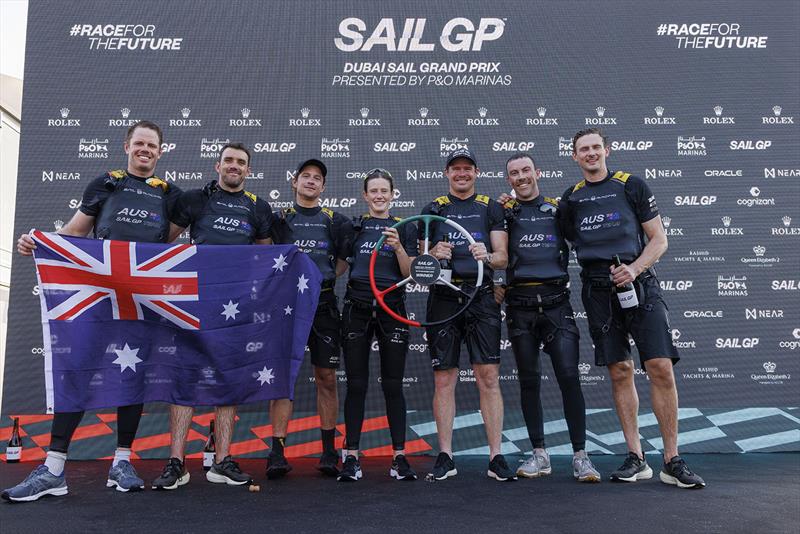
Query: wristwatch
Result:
<box><xmin>483</xmin><ymin>252</ymin><xmax>493</xmax><ymax>266</ymax></box>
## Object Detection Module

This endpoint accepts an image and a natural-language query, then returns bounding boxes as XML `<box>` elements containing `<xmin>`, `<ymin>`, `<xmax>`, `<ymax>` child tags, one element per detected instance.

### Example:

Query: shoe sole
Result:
<box><xmin>266</xmin><ymin>466</ymin><xmax>292</xmax><ymax>480</ymax></box>
<box><xmin>389</xmin><ymin>468</ymin><xmax>418</xmax><ymax>481</ymax></box>
<box><xmin>2</xmin><ymin>485</ymin><xmax>68</xmax><ymax>502</ymax></box>
<box><xmin>487</xmin><ymin>470</ymin><xmax>518</xmax><ymax>481</ymax></box>
<box><xmin>106</xmin><ymin>479</ymin><xmax>145</xmax><ymax>492</ymax></box>
<box><xmin>337</xmin><ymin>470</ymin><xmax>363</xmax><ymax>482</ymax></box>
<box><xmin>206</xmin><ymin>470</ymin><xmax>251</xmax><ymax>486</ymax></box>
<box><xmin>152</xmin><ymin>472</ymin><xmax>190</xmax><ymax>490</ymax></box>
<box><xmin>609</xmin><ymin>465</ymin><xmax>653</xmax><ymax>483</ymax></box>
<box><xmin>517</xmin><ymin>466</ymin><xmax>552</xmax><ymax>478</ymax></box>
<box><xmin>317</xmin><ymin>465</ymin><xmax>340</xmax><ymax>477</ymax></box>
<box><xmin>659</xmin><ymin>471</ymin><xmax>705</xmax><ymax>489</ymax></box>
<box><xmin>575</xmin><ymin>472</ymin><xmax>602</xmax><ymax>483</ymax></box>
<box><xmin>431</xmin><ymin>468</ymin><xmax>457</xmax><ymax>481</ymax></box>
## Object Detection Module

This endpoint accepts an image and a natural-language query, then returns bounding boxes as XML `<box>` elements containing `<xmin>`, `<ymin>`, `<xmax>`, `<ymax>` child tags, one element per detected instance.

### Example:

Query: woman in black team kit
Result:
<box><xmin>338</xmin><ymin>169</ymin><xmax>418</xmax><ymax>482</ymax></box>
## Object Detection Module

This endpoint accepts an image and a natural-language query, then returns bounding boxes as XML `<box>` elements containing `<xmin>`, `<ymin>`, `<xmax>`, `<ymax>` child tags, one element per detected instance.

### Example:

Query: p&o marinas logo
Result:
<box><xmin>751</xmin><ymin>361</ymin><xmax>791</xmax><ymax>385</ymax></box>
<box><xmin>200</xmin><ymin>138</ymin><xmax>230</xmax><ymax>159</ymax></box>
<box><xmin>772</xmin><ymin>216</ymin><xmax>800</xmax><ymax>236</ymax></box>
<box><xmin>78</xmin><ymin>138</ymin><xmax>109</xmax><ymax>159</ymax></box>
<box><xmin>717</xmin><ymin>275</ymin><xmax>747</xmax><ymax>296</ymax></box>
<box><xmin>703</xmin><ymin>105</ymin><xmax>735</xmax><ymax>125</ymax></box>
<box><xmin>170</xmin><ymin>108</ymin><xmax>201</xmax><ymax>127</ymax></box>
<box><xmin>467</xmin><ymin>107</ymin><xmax>499</xmax><ymax>126</ymax></box>
<box><xmin>109</xmin><ymin>108</ymin><xmax>140</xmax><ymax>127</ymax></box>
<box><xmin>290</xmin><ymin>108</ymin><xmax>321</xmax><ymax>127</ymax></box>
<box><xmin>230</xmin><ymin>108</ymin><xmax>262</xmax><ymax>127</ymax></box>
<box><xmin>677</xmin><ymin>136</ymin><xmax>707</xmax><ymax>156</ymax></box>
<box><xmin>558</xmin><ymin>137</ymin><xmax>573</xmax><ymax>157</ymax></box>
<box><xmin>585</xmin><ymin>106</ymin><xmax>617</xmax><ymax>126</ymax></box>
<box><xmin>762</xmin><ymin>106</ymin><xmax>794</xmax><ymax>125</ymax></box>
<box><xmin>321</xmin><ymin>137</ymin><xmax>351</xmax><ymax>158</ymax></box>
<box><xmin>48</xmin><ymin>107</ymin><xmax>80</xmax><ymax>127</ymax></box>
<box><xmin>526</xmin><ymin>106</ymin><xmax>559</xmax><ymax>126</ymax></box>
<box><xmin>644</xmin><ymin>106</ymin><xmax>677</xmax><ymax>125</ymax></box>
<box><xmin>409</xmin><ymin>107</ymin><xmax>440</xmax><ymax>127</ymax></box>
<box><xmin>741</xmin><ymin>245</ymin><xmax>780</xmax><ymax>268</ymax></box>
<box><xmin>440</xmin><ymin>137</ymin><xmax>469</xmax><ymax>158</ymax></box>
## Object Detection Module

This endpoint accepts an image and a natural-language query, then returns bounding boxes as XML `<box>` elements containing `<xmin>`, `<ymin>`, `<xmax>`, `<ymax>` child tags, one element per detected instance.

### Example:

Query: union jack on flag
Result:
<box><xmin>32</xmin><ymin>230</ymin><xmax>200</xmax><ymax>329</ymax></box>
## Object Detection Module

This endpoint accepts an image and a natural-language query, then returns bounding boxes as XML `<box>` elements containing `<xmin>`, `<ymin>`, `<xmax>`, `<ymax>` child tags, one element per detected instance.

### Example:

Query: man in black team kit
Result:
<box><xmin>150</xmin><ymin>142</ymin><xmax>273</xmax><ymax>490</ymax></box>
<box><xmin>499</xmin><ymin>152</ymin><xmax>600</xmax><ymax>482</ymax></box>
<box><xmin>4</xmin><ymin>121</ymin><xmax>180</xmax><ymax>502</ymax></box>
<box><xmin>421</xmin><ymin>148</ymin><xmax>515</xmax><ymax>482</ymax></box>
<box><xmin>268</xmin><ymin>158</ymin><xmax>353</xmax><ymax>478</ymax></box>
<box><xmin>560</xmin><ymin>128</ymin><xmax>705</xmax><ymax>489</ymax></box>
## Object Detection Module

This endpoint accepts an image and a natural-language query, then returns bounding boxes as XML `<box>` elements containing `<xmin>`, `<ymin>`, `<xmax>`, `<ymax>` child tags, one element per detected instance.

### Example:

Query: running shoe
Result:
<box><xmin>572</xmin><ymin>451</ymin><xmax>601</xmax><ymax>483</ymax></box>
<box><xmin>152</xmin><ymin>457</ymin><xmax>190</xmax><ymax>490</ymax></box>
<box><xmin>609</xmin><ymin>452</ymin><xmax>652</xmax><ymax>482</ymax></box>
<box><xmin>487</xmin><ymin>454</ymin><xmax>517</xmax><ymax>481</ymax></box>
<box><xmin>266</xmin><ymin>451</ymin><xmax>292</xmax><ymax>479</ymax></box>
<box><xmin>1</xmin><ymin>465</ymin><xmax>68</xmax><ymax>502</ymax></box>
<box><xmin>337</xmin><ymin>455</ymin><xmax>362</xmax><ymax>482</ymax></box>
<box><xmin>206</xmin><ymin>455</ymin><xmax>252</xmax><ymax>485</ymax></box>
<box><xmin>429</xmin><ymin>452</ymin><xmax>457</xmax><ymax>480</ymax></box>
<box><xmin>517</xmin><ymin>449</ymin><xmax>551</xmax><ymax>478</ymax></box>
<box><xmin>660</xmin><ymin>456</ymin><xmax>706</xmax><ymax>489</ymax></box>
<box><xmin>390</xmin><ymin>454</ymin><xmax>417</xmax><ymax>481</ymax></box>
<box><xmin>107</xmin><ymin>460</ymin><xmax>144</xmax><ymax>492</ymax></box>
<box><xmin>317</xmin><ymin>449</ymin><xmax>340</xmax><ymax>477</ymax></box>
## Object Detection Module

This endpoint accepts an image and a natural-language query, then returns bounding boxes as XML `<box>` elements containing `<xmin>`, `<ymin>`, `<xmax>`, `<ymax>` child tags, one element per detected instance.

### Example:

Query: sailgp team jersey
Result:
<box><xmin>170</xmin><ymin>181</ymin><xmax>273</xmax><ymax>245</ymax></box>
<box><xmin>273</xmin><ymin>204</ymin><xmax>353</xmax><ymax>284</ymax></box>
<box><xmin>559</xmin><ymin>171</ymin><xmax>658</xmax><ymax>269</ymax></box>
<box><xmin>347</xmin><ymin>214</ymin><xmax>418</xmax><ymax>302</ymax></box>
<box><xmin>418</xmin><ymin>193</ymin><xmax>506</xmax><ymax>281</ymax></box>
<box><xmin>504</xmin><ymin>196</ymin><xmax>568</xmax><ymax>284</ymax></box>
<box><xmin>80</xmin><ymin>169</ymin><xmax>181</xmax><ymax>243</ymax></box>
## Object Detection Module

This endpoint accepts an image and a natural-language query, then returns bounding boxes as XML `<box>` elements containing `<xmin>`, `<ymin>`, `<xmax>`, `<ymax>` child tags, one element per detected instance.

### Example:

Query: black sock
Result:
<box><xmin>321</xmin><ymin>428</ymin><xmax>335</xmax><ymax>453</ymax></box>
<box><xmin>272</xmin><ymin>436</ymin><xmax>286</xmax><ymax>456</ymax></box>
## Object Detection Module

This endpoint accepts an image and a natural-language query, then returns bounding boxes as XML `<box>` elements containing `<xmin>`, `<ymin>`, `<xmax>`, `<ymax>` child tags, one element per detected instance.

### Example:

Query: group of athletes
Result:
<box><xmin>2</xmin><ymin>120</ymin><xmax>705</xmax><ymax>502</ymax></box>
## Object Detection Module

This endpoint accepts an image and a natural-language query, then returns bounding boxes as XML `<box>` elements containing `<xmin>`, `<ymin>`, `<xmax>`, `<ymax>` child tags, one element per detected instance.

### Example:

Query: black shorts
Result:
<box><xmin>308</xmin><ymin>291</ymin><xmax>341</xmax><ymax>369</ymax></box>
<box><xmin>425</xmin><ymin>285</ymin><xmax>501</xmax><ymax>370</ymax></box>
<box><xmin>581</xmin><ymin>273</ymin><xmax>679</xmax><ymax>368</ymax></box>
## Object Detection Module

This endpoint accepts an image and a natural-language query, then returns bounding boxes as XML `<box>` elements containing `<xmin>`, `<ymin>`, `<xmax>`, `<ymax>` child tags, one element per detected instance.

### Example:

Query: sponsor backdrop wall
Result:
<box><xmin>3</xmin><ymin>1</ymin><xmax>799</xmax><ymax>459</ymax></box>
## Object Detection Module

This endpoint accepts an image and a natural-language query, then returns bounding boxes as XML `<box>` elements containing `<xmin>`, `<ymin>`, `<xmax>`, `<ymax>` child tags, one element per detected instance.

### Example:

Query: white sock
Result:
<box><xmin>112</xmin><ymin>448</ymin><xmax>132</xmax><ymax>467</ymax></box>
<box><xmin>44</xmin><ymin>451</ymin><xmax>67</xmax><ymax>476</ymax></box>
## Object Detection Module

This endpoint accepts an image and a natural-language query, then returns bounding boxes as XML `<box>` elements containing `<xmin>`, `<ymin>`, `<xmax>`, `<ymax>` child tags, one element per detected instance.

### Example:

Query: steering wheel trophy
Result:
<box><xmin>368</xmin><ymin>214</ymin><xmax>483</xmax><ymax>327</ymax></box>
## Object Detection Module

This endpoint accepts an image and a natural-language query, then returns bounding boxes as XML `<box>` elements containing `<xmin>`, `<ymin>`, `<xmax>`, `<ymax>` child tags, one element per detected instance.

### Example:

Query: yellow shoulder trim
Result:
<box><xmin>109</xmin><ymin>169</ymin><xmax>126</xmax><ymax>179</ymax></box>
<box><xmin>543</xmin><ymin>196</ymin><xmax>558</xmax><ymax>206</ymax></box>
<box><xmin>321</xmin><ymin>207</ymin><xmax>334</xmax><ymax>219</ymax></box>
<box><xmin>244</xmin><ymin>191</ymin><xmax>257</xmax><ymax>203</ymax></box>
<box><xmin>503</xmin><ymin>199</ymin><xmax>518</xmax><ymax>210</ymax></box>
<box><xmin>392</xmin><ymin>216</ymin><xmax>402</xmax><ymax>222</ymax></box>
<box><xmin>474</xmin><ymin>194</ymin><xmax>489</xmax><ymax>205</ymax></box>
<box><xmin>612</xmin><ymin>171</ymin><xmax>631</xmax><ymax>183</ymax></box>
<box><xmin>572</xmin><ymin>180</ymin><xmax>586</xmax><ymax>193</ymax></box>
<box><xmin>145</xmin><ymin>177</ymin><xmax>169</xmax><ymax>192</ymax></box>
<box><xmin>434</xmin><ymin>195</ymin><xmax>450</xmax><ymax>206</ymax></box>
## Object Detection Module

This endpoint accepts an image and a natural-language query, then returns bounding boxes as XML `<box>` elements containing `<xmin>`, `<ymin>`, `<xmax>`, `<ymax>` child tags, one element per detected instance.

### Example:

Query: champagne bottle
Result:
<box><xmin>613</xmin><ymin>255</ymin><xmax>639</xmax><ymax>309</ymax></box>
<box><xmin>6</xmin><ymin>417</ymin><xmax>22</xmax><ymax>463</ymax></box>
<box><xmin>437</xmin><ymin>234</ymin><xmax>452</xmax><ymax>285</ymax></box>
<box><xmin>203</xmin><ymin>419</ymin><xmax>216</xmax><ymax>470</ymax></box>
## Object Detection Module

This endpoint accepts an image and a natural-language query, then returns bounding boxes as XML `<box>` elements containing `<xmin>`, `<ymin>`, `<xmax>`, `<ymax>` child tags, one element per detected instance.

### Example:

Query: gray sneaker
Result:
<box><xmin>1</xmin><ymin>464</ymin><xmax>68</xmax><ymax>502</ymax></box>
<box><xmin>573</xmin><ymin>452</ymin><xmax>601</xmax><ymax>483</ymax></box>
<box><xmin>106</xmin><ymin>460</ymin><xmax>144</xmax><ymax>492</ymax></box>
<box><xmin>517</xmin><ymin>450</ymin><xmax>552</xmax><ymax>478</ymax></box>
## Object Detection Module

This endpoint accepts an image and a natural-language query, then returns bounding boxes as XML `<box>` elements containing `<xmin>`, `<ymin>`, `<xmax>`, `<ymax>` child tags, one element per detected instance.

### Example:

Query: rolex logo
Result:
<box><xmin>60</xmin><ymin>108</ymin><xmax>70</xmax><ymax>118</ymax></box>
<box><xmin>53</xmin><ymin>220</ymin><xmax>64</xmax><ymax>231</ymax></box>
<box><xmin>662</xmin><ymin>216</ymin><xmax>671</xmax><ymax>228</ymax></box>
<box><xmin>120</xmin><ymin>108</ymin><xmax>130</xmax><ymax>118</ymax></box>
<box><xmin>241</xmin><ymin>108</ymin><xmax>251</xmax><ymax>118</ymax></box>
<box><xmin>671</xmin><ymin>329</ymin><xmax>681</xmax><ymax>341</ymax></box>
<box><xmin>419</xmin><ymin>107</ymin><xmax>429</xmax><ymax>118</ymax></box>
<box><xmin>782</xmin><ymin>215</ymin><xmax>791</xmax><ymax>227</ymax></box>
<box><xmin>181</xmin><ymin>108</ymin><xmax>191</xmax><ymax>118</ymax></box>
<box><xmin>721</xmin><ymin>216</ymin><xmax>732</xmax><ymax>227</ymax></box>
<box><xmin>713</xmin><ymin>105</ymin><xmax>723</xmax><ymax>117</ymax></box>
<box><xmin>300</xmin><ymin>107</ymin><xmax>310</xmax><ymax>118</ymax></box>
<box><xmin>655</xmin><ymin>106</ymin><xmax>664</xmax><ymax>117</ymax></box>
<box><xmin>750</xmin><ymin>186</ymin><xmax>760</xmax><ymax>197</ymax></box>
<box><xmin>360</xmin><ymin>107</ymin><xmax>370</xmax><ymax>119</ymax></box>
<box><xmin>753</xmin><ymin>245</ymin><xmax>766</xmax><ymax>257</ymax></box>
<box><xmin>772</xmin><ymin>105</ymin><xmax>782</xmax><ymax>116</ymax></box>
<box><xmin>537</xmin><ymin>107</ymin><xmax>547</xmax><ymax>117</ymax></box>
<box><xmin>763</xmin><ymin>361</ymin><xmax>776</xmax><ymax>373</ymax></box>
<box><xmin>578</xmin><ymin>362</ymin><xmax>591</xmax><ymax>375</ymax></box>
<box><xmin>595</xmin><ymin>106</ymin><xmax>606</xmax><ymax>117</ymax></box>
<box><xmin>478</xmin><ymin>107</ymin><xmax>488</xmax><ymax>118</ymax></box>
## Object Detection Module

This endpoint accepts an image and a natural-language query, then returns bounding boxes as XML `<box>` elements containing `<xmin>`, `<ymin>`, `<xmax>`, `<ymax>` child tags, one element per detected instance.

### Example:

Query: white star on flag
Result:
<box><xmin>284</xmin><ymin>305</ymin><xmax>293</xmax><ymax>315</ymax></box>
<box><xmin>272</xmin><ymin>253</ymin><xmax>288</xmax><ymax>272</ymax></box>
<box><xmin>221</xmin><ymin>300</ymin><xmax>240</xmax><ymax>320</ymax></box>
<box><xmin>256</xmin><ymin>366</ymin><xmax>275</xmax><ymax>386</ymax></box>
<box><xmin>297</xmin><ymin>274</ymin><xmax>309</xmax><ymax>294</ymax></box>
<box><xmin>112</xmin><ymin>343</ymin><xmax>142</xmax><ymax>373</ymax></box>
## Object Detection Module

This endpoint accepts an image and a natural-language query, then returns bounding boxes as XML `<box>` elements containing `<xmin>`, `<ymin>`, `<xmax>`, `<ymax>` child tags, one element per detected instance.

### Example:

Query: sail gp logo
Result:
<box><xmin>335</xmin><ymin>18</ymin><xmax>505</xmax><ymax>52</ymax></box>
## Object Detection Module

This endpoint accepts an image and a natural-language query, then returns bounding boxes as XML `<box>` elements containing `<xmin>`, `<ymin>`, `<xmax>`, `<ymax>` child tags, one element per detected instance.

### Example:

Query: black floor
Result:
<box><xmin>1</xmin><ymin>454</ymin><xmax>798</xmax><ymax>533</ymax></box>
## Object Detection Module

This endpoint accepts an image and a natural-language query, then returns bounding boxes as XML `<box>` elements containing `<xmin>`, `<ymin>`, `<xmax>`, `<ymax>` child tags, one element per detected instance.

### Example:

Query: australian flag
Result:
<box><xmin>30</xmin><ymin>230</ymin><xmax>321</xmax><ymax>413</ymax></box>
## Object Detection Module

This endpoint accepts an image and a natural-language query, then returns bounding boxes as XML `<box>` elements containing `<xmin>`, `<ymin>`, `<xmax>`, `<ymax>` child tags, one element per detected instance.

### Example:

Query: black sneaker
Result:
<box><xmin>660</xmin><ymin>456</ymin><xmax>706</xmax><ymax>489</ymax></box>
<box><xmin>337</xmin><ymin>455</ymin><xmax>362</xmax><ymax>482</ymax></box>
<box><xmin>266</xmin><ymin>451</ymin><xmax>292</xmax><ymax>480</ymax></box>
<box><xmin>390</xmin><ymin>454</ymin><xmax>417</xmax><ymax>481</ymax></box>
<box><xmin>429</xmin><ymin>452</ymin><xmax>457</xmax><ymax>480</ymax></box>
<box><xmin>317</xmin><ymin>449</ymin><xmax>340</xmax><ymax>477</ymax></box>
<box><xmin>487</xmin><ymin>454</ymin><xmax>517</xmax><ymax>481</ymax></box>
<box><xmin>152</xmin><ymin>457</ymin><xmax>190</xmax><ymax>490</ymax></box>
<box><xmin>609</xmin><ymin>452</ymin><xmax>653</xmax><ymax>482</ymax></box>
<box><xmin>206</xmin><ymin>455</ymin><xmax>252</xmax><ymax>486</ymax></box>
